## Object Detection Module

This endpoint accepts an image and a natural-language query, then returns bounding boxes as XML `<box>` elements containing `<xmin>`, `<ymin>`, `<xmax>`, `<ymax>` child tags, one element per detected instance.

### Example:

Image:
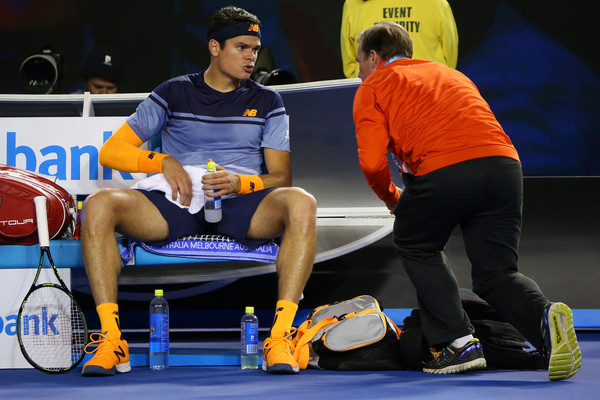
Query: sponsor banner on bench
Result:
<box><xmin>0</xmin><ymin>117</ymin><xmax>148</xmax><ymax>194</ymax></box>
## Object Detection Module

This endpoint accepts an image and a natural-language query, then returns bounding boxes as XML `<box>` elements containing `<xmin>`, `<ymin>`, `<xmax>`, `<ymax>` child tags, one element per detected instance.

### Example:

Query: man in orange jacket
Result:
<box><xmin>352</xmin><ymin>21</ymin><xmax>581</xmax><ymax>380</ymax></box>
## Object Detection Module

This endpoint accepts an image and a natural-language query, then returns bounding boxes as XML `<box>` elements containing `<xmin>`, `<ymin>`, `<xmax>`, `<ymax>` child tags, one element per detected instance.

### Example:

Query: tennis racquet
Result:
<box><xmin>16</xmin><ymin>196</ymin><xmax>88</xmax><ymax>373</ymax></box>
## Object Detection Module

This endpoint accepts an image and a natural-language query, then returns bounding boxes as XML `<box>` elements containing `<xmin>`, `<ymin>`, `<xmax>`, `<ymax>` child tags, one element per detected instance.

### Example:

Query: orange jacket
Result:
<box><xmin>353</xmin><ymin>58</ymin><xmax>519</xmax><ymax>207</ymax></box>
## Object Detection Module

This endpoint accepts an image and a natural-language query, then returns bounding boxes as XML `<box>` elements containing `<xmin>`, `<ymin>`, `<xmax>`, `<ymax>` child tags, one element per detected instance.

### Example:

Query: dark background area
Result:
<box><xmin>1</xmin><ymin>1</ymin><xmax>598</xmax><ymax>90</ymax></box>
<box><xmin>2</xmin><ymin>1</ymin><xmax>599</xmax><ymax>176</ymax></box>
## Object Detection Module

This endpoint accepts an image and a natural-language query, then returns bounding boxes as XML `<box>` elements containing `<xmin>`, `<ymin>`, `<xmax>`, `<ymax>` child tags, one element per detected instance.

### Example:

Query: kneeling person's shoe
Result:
<box><xmin>542</xmin><ymin>302</ymin><xmax>582</xmax><ymax>381</ymax></box>
<box><xmin>423</xmin><ymin>338</ymin><xmax>487</xmax><ymax>374</ymax></box>
<box><xmin>262</xmin><ymin>330</ymin><xmax>299</xmax><ymax>374</ymax></box>
<box><xmin>82</xmin><ymin>333</ymin><xmax>131</xmax><ymax>377</ymax></box>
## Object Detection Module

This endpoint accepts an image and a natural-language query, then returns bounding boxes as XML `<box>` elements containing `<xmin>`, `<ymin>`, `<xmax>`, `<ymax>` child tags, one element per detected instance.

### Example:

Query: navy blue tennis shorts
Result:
<box><xmin>136</xmin><ymin>187</ymin><xmax>276</xmax><ymax>249</ymax></box>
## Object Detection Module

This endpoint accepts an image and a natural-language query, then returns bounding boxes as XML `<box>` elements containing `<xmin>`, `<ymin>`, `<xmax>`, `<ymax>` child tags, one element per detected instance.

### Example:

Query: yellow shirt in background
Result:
<box><xmin>341</xmin><ymin>0</ymin><xmax>459</xmax><ymax>78</ymax></box>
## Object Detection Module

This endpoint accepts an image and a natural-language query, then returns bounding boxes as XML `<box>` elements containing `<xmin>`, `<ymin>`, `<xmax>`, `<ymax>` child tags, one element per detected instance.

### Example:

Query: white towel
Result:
<box><xmin>131</xmin><ymin>165</ymin><xmax>233</xmax><ymax>214</ymax></box>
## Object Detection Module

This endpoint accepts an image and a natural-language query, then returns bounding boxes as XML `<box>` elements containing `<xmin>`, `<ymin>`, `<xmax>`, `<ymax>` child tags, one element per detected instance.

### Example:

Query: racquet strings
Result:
<box><xmin>20</xmin><ymin>286</ymin><xmax>87</xmax><ymax>370</ymax></box>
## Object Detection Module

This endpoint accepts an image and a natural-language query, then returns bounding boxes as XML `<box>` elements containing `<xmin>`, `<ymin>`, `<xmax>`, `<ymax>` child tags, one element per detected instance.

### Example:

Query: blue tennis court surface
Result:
<box><xmin>1</xmin><ymin>333</ymin><xmax>597</xmax><ymax>400</ymax></box>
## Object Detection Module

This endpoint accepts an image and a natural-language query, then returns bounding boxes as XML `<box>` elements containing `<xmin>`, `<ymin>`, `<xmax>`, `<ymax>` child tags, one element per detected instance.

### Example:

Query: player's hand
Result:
<box><xmin>202</xmin><ymin>160</ymin><xmax>240</xmax><ymax>196</ymax></box>
<box><xmin>162</xmin><ymin>156</ymin><xmax>192</xmax><ymax>206</ymax></box>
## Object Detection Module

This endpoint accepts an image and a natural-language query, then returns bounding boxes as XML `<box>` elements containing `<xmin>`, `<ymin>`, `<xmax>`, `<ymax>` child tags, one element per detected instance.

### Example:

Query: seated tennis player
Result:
<box><xmin>80</xmin><ymin>6</ymin><xmax>316</xmax><ymax>376</ymax></box>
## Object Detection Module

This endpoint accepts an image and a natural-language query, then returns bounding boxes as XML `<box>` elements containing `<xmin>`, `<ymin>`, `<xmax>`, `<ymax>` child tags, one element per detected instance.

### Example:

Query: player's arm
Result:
<box><xmin>99</xmin><ymin>121</ymin><xmax>193</xmax><ymax>206</ymax></box>
<box><xmin>260</xmin><ymin>148</ymin><xmax>292</xmax><ymax>188</ymax></box>
<box><xmin>99</xmin><ymin>121</ymin><xmax>169</xmax><ymax>173</ymax></box>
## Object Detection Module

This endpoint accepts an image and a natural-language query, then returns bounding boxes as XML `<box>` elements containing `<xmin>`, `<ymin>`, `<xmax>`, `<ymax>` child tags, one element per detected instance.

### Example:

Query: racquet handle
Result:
<box><xmin>34</xmin><ymin>196</ymin><xmax>50</xmax><ymax>248</ymax></box>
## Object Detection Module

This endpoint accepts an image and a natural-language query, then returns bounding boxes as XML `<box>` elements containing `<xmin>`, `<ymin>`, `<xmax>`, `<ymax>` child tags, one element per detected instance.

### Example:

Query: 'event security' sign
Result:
<box><xmin>0</xmin><ymin>117</ymin><xmax>148</xmax><ymax>194</ymax></box>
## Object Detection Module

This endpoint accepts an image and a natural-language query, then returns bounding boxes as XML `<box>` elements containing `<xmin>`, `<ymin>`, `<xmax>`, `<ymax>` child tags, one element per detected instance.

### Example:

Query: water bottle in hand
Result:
<box><xmin>204</xmin><ymin>161</ymin><xmax>222</xmax><ymax>223</ymax></box>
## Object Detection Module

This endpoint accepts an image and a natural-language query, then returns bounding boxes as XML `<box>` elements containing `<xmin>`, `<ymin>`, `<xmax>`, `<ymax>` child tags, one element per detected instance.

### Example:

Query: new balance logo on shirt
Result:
<box><xmin>243</xmin><ymin>109</ymin><xmax>258</xmax><ymax>117</ymax></box>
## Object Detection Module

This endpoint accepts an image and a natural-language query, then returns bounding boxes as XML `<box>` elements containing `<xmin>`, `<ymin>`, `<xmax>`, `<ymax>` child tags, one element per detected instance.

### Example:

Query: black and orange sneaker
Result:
<box><xmin>422</xmin><ymin>338</ymin><xmax>487</xmax><ymax>374</ymax></box>
<box><xmin>82</xmin><ymin>333</ymin><xmax>131</xmax><ymax>376</ymax></box>
<box><xmin>262</xmin><ymin>329</ymin><xmax>299</xmax><ymax>374</ymax></box>
<box><xmin>542</xmin><ymin>302</ymin><xmax>582</xmax><ymax>381</ymax></box>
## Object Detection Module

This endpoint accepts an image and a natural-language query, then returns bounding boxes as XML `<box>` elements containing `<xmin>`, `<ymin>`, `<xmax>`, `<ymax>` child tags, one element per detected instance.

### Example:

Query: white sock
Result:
<box><xmin>452</xmin><ymin>334</ymin><xmax>474</xmax><ymax>348</ymax></box>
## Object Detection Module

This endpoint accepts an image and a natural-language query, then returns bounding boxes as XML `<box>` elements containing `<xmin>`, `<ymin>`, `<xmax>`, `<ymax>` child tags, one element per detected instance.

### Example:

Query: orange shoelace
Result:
<box><xmin>263</xmin><ymin>328</ymin><xmax>297</xmax><ymax>353</ymax></box>
<box><xmin>84</xmin><ymin>332</ymin><xmax>118</xmax><ymax>355</ymax></box>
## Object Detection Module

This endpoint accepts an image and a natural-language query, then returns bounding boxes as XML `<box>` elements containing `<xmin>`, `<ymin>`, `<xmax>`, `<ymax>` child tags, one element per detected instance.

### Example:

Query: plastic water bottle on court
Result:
<box><xmin>241</xmin><ymin>306</ymin><xmax>259</xmax><ymax>369</ymax></box>
<box><xmin>149</xmin><ymin>289</ymin><xmax>169</xmax><ymax>370</ymax></box>
<box><xmin>204</xmin><ymin>161</ymin><xmax>222</xmax><ymax>223</ymax></box>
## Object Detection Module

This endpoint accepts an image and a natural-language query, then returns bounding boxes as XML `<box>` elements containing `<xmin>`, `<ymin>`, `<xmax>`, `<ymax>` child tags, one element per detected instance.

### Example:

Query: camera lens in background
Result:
<box><xmin>262</xmin><ymin>69</ymin><xmax>297</xmax><ymax>86</ymax></box>
<box><xmin>20</xmin><ymin>49</ymin><xmax>61</xmax><ymax>94</ymax></box>
<box><xmin>250</xmin><ymin>67</ymin><xmax>270</xmax><ymax>84</ymax></box>
<box><xmin>251</xmin><ymin>68</ymin><xmax>297</xmax><ymax>86</ymax></box>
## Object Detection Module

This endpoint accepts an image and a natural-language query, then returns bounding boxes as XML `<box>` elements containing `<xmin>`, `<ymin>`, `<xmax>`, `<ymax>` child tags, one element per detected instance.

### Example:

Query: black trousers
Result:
<box><xmin>393</xmin><ymin>156</ymin><xmax>548</xmax><ymax>350</ymax></box>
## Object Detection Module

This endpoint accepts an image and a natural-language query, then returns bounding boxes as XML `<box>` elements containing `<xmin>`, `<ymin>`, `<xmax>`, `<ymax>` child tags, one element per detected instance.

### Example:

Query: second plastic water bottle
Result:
<box><xmin>149</xmin><ymin>289</ymin><xmax>169</xmax><ymax>370</ymax></box>
<box><xmin>204</xmin><ymin>161</ymin><xmax>222</xmax><ymax>223</ymax></box>
<box><xmin>241</xmin><ymin>306</ymin><xmax>259</xmax><ymax>369</ymax></box>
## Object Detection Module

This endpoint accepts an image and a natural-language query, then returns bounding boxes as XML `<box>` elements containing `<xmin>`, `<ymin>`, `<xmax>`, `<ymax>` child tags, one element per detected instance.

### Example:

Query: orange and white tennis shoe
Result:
<box><xmin>82</xmin><ymin>332</ymin><xmax>131</xmax><ymax>376</ymax></box>
<box><xmin>262</xmin><ymin>329</ymin><xmax>299</xmax><ymax>374</ymax></box>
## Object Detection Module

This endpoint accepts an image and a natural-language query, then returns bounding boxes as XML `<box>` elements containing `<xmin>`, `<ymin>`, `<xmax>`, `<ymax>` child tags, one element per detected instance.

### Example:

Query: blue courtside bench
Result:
<box><xmin>1</xmin><ymin>206</ymin><xmax>395</xmax><ymax>287</ymax></box>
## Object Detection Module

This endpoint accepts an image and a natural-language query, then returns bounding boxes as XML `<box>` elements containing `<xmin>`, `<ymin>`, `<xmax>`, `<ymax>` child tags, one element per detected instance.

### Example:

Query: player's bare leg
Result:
<box><xmin>248</xmin><ymin>187</ymin><xmax>317</xmax><ymax>373</ymax></box>
<box><xmin>81</xmin><ymin>188</ymin><xmax>170</xmax><ymax>377</ymax></box>
<box><xmin>81</xmin><ymin>188</ymin><xmax>169</xmax><ymax>305</ymax></box>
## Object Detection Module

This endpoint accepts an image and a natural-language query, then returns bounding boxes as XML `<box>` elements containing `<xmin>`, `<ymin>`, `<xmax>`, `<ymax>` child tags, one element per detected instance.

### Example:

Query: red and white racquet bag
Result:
<box><xmin>0</xmin><ymin>164</ymin><xmax>75</xmax><ymax>245</ymax></box>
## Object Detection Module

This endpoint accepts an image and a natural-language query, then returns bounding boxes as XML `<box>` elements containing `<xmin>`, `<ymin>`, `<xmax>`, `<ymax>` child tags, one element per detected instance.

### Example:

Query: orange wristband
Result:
<box><xmin>138</xmin><ymin>151</ymin><xmax>169</xmax><ymax>173</ymax></box>
<box><xmin>237</xmin><ymin>174</ymin><xmax>264</xmax><ymax>194</ymax></box>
